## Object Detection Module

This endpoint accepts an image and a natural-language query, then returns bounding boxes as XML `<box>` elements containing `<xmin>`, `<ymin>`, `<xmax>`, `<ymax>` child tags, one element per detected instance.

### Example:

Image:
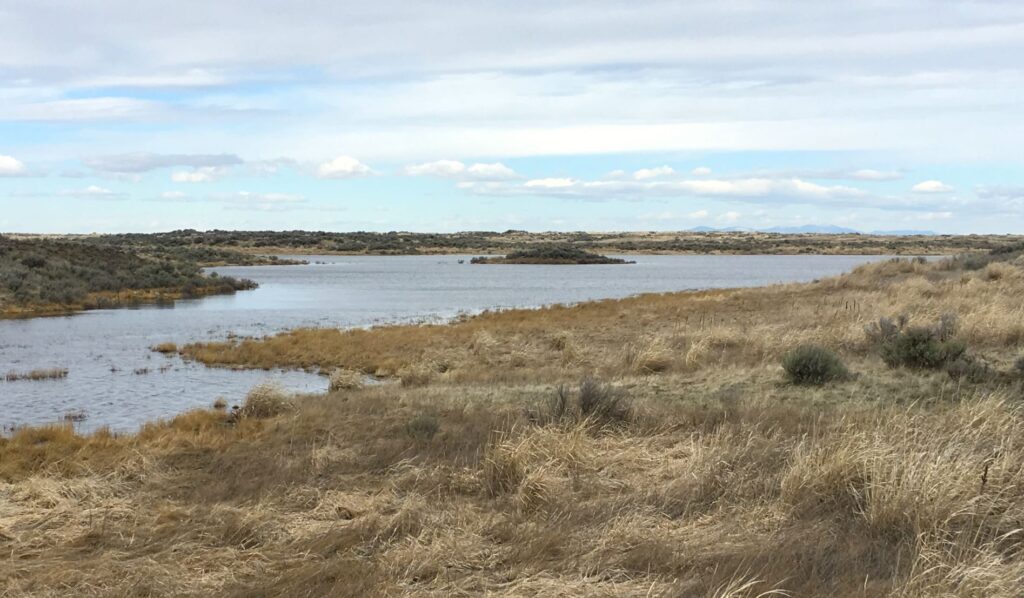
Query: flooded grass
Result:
<box><xmin>4</xmin><ymin>368</ymin><xmax>68</xmax><ymax>382</ymax></box>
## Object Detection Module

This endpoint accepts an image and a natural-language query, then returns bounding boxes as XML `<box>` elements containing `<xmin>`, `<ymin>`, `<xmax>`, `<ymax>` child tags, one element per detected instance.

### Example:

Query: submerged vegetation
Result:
<box><xmin>3</xmin><ymin>242</ymin><xmax>1024</xmax><ymax>595</ymax></box>
<box><xmin>471</xmin><ymin>245</ymin><xmax>633</xmax><ymax>264</ymax></box>
<box><xmin>0</xmin><ymin>234</ymin><xmax>259</xmax><ymax>318</ymax></box>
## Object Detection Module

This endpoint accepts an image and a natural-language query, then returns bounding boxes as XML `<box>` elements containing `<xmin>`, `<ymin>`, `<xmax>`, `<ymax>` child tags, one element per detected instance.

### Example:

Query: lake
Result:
<box><xmin>0</xmin><ymin>254</ymin><xmax>896</xmax><ymax>432</ymax></box>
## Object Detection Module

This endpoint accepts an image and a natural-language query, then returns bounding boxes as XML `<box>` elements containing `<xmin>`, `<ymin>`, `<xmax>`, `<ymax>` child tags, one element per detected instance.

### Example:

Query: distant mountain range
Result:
<box><xmin>687</xmin><ymin>225</ymin><xmax>937</xmax><ymax>236</ymax></box>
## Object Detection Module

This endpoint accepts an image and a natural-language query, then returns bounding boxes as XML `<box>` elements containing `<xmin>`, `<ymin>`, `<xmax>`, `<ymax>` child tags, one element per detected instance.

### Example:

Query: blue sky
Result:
<box><xmin>2</xmin><ymin>1</ymin><xmax>1024</xmax><ymax>234</ymax></box>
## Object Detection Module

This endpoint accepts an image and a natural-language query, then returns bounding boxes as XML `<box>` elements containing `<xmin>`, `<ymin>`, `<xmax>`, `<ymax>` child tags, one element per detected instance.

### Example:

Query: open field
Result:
<box><xmin>2</xmin><ymin>247</ymin><xmax>1024</xmax><ymax>596</ymax></box>
<box><xmin>20</xmin><ymin>229</ymin><xmax>1024</xmax><ymax>257</ymax></box>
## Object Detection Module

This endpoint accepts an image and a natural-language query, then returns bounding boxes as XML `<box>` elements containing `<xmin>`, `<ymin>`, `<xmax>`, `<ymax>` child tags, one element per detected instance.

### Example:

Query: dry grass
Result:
<box><xmin>328</xmin><ymin>368</ymin><xmax>365</xmax><ymax>391</ymax></box>
<box><xmin>4</xmin><ymin>368</ymin><xmax>68</xmax><ymax>382</ymax></box>
<box><xmin>4</xmin><ymin>255</ymin><xmax>1024</xmax><ymax>596</ymax></box>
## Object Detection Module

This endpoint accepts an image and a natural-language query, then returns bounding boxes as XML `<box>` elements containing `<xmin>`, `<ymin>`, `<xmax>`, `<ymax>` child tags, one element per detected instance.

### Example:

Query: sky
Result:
<box><xmin>2</xmin><ymin>0</ymin><xmax>1024</xmax><ymax>234</ymax></box>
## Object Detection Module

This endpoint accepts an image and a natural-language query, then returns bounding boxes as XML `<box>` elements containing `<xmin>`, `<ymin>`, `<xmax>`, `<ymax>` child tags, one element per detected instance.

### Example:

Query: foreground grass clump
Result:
<box><xmin>782</xmin><ymin>344</ymin><xmax>849</xmax><ymax>385</ymax></box>
<box><xmin>543</xmin><ymin>376</ymin><xmax>632</xmax><ymax>426</ymax></box>
<box><xmin>238</xmin><ymin>383</ymin><xmax>293</xmax><ymax>418</ymax></box>
<box><xmin>328</xmin><ymin>368</ymin><xmax>364</xmax><ymax>391</ymax></box>
<box><xmin>5</xmin><ymin>384</ymin><xmax>1024</xmax><ymax>596</ymax></box>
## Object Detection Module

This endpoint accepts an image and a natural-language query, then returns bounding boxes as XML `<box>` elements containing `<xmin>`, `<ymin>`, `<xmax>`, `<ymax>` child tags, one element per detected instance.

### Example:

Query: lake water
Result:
<box><xmin>0</xmin><ymin>254</ymin><xmax>896</xmax><ymax>432</ymax></box>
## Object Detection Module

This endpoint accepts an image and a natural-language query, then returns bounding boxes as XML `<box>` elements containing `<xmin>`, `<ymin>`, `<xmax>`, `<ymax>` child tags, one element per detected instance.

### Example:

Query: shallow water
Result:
<box><xmin>0</xmin><ymin>254</ymin><xmax>896</xmax><ymax>432</ymax></box>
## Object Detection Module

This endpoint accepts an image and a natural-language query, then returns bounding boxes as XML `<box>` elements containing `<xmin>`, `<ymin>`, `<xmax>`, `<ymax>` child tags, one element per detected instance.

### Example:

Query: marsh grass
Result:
<box><xmin>4</xmin><ymin>368</ymin><xmax>68</xmax><ymax>382</ymax></box>
<box><xmin>328</xmin><ymin>368</ymin><xmax>364</xmax><ymax>391</ymax></box>
<box><xmin>239</xmin><ymin>383</ymin><xmax>293</xmax><ymax>418</ymax></box>
<box><xmin>182</xmin><ymin>254</ymin><xmax>1024</xmax><ymax>387</ymax></box>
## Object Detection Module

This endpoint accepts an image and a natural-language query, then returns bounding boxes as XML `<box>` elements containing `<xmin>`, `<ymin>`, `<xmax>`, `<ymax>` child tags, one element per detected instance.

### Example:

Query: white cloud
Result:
<box><xmin>171</xmin><ymin>166</ymin><xmax>224</xmax><ymax>183</ymax></box>
<box><xmin>316</xmin><ymin>155</ymin><xmax>372</xmax><ymax>179</ymax></box>
<box><xmin>917</xmin><ymin>211</ymin><xmax>954</xmax><ymax>220</ymax></box>
<box><xmin>691</xmin><ymin>166</ymin><xmax>712</xmax><ymax>176</ymax></box>
<box><xmin>160</xmin><ymin>191</ymin><xmax>186</xmax><ymax>199</ymax></box>
<box><xmin>459</xmin><ymin>175</ymin><xmax>879</xmax><ymax>209</ymax></box>
<box><xmin>58</xmin><ymin>185</ymin><xmax>126</xmax><ymax>200</ymax></box>
<box><xmin>84</xmin><ymin>152</ymin><xmax>242</xmax><ymax>173</ymax></box>
<box><xmin>465</xmin><ymin>162</ymin><xmax>518</xmax><ymax>180</ymax></box>
<box><xmin>524</xmin><ymin>177</ymin><xmax>577</xmax><ymax>188</ymax></box>
<box><xmin>405</xmin><ymin>159</ymin><xmax>518</xmax><ymax>181</ymax></box>
<box><xmin>405</xmin><ymin>159</ymin><xmax>467</xmax><ymax>177</ymax></box>
<box><xmin>634</xmin><ymin>165</ymin><xmax>674</xmax><ymax>180</ymax></box>
<box><xmin>688</xmin><ymin>209</ymin><xmax>710</xmax><ymax>218</ymax></box>
<box><xmin>221</xmin><ymin>191</ymin><xmax>305</xmax><ymax>204</ymax></box>
<box><xmin>911</xmin><ymin>180</ymin><xmax>953</xmax><ymax>193</ymax></box>
<box><xmin>0</xmin><ymin>155</ymin><xmax>27</xmax><ymax>176</ymax></box>
<box><xmin>717</xmin><ymin>211</ymin><xmax>741</xmax><ymax>223</ymax></box>
<box><xmin>849</xmin><ymin>169</ymin><xmax>902</xmax><ymax>181</ymax></box>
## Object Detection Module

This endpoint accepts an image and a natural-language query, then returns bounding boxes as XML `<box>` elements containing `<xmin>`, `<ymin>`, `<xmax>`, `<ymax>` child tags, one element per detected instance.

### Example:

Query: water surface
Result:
<box><xmin>0</xmin><ymin>254</ymin><xmax>895</xmax><ymax>431</ymax></box>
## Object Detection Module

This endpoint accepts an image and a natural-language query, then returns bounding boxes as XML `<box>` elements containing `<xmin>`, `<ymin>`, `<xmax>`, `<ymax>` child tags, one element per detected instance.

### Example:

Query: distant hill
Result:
<box><xmin>687</xmin><ymin>225</ymin><xmax>937</xmax><ymax>236</ymax></box>
<box><xmin>869</xmin><ymin>229</ymin><xmax>938</xmax><ymax>236</ymax></box>
<box><xmin>761</xmin><ymin>225</ymin><xmax>859</xmax><ymax>234</ymax></box>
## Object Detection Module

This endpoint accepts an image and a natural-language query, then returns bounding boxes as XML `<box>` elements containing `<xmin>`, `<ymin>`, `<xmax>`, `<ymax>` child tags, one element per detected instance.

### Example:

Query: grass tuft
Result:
<box><xmin>239</xmin><ymin>383</ymin><xmax>293</xmax><ymax>418</ymax></box>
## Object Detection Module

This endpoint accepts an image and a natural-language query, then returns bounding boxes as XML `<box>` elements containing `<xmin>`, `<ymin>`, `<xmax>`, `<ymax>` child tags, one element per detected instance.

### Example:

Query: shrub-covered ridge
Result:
<box><xmin>0</xmin><ymin>235</ymin><xmax>256</xmax><ymax>317</ymax></box>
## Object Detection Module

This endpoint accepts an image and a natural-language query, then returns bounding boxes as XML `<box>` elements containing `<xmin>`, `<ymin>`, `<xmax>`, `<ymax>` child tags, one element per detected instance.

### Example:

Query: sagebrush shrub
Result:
<box><xmin>781</xmin><ymin>344</ymin><xmax>849</xmax><ymax>385</ymax></box>
<box><xmin>945</xmin><ymin>356</ymin><xmax>993</xmax><ymax>383</ymax></box>
<box><xmin>405</xmin><ymin>414</ymin><xmax>440</xmax><ymax>441</ymax></box>
<box><xmin>867</xmin><ymin>314</ymin><xmax>966</xmax><ymax>370</ymax></box>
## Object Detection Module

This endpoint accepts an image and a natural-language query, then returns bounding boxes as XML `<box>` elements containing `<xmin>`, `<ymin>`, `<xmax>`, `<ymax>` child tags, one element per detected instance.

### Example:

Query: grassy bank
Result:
<box><xmin>3</xmin><ymin>249</ymin><xmax>1024</xmax><ymax>596</ymax></box>
<box><xmin>0</xmin><ymin>235</ymin><xmax>258</xmax><ymax>318</ymax></box>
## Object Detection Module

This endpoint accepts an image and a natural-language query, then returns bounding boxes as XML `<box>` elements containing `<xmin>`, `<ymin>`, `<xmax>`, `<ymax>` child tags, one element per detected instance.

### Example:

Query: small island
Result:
<box><xmin>470</xmin><ymin>245</ymin><xmax>635</xmax><ymax>265</ymax></box>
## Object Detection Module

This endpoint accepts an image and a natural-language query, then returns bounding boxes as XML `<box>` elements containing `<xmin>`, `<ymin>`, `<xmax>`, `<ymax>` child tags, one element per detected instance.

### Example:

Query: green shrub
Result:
<box><xmin>405</xmin><ymin>414</ymin><xmax>440</xmax><ymax>441</ymax></box>
<box><xmin>945</xmin><ymin>356</ymin><xmax>993</xmax><ymax>383</ymax></box>
<box><xmin>867</xmin><ymin>314</ymin><xmax>966</xmax><ymax>370</ymax></box>
<box><xmin>781</xmin><ymin>344</ymin><xmax>849</xmax><ymax>385</ymax></box>
<box><xmin>881</xmin><ymin>327</ymin><xmax>966</xmax><ymax>369</ymax></box>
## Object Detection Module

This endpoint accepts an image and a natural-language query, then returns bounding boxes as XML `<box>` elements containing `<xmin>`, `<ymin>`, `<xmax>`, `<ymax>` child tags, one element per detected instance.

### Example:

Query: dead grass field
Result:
<box><xmin>3</xmin><ymin>253</ymin><xmax>1024</xmax><ymax>596</ymax></box>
